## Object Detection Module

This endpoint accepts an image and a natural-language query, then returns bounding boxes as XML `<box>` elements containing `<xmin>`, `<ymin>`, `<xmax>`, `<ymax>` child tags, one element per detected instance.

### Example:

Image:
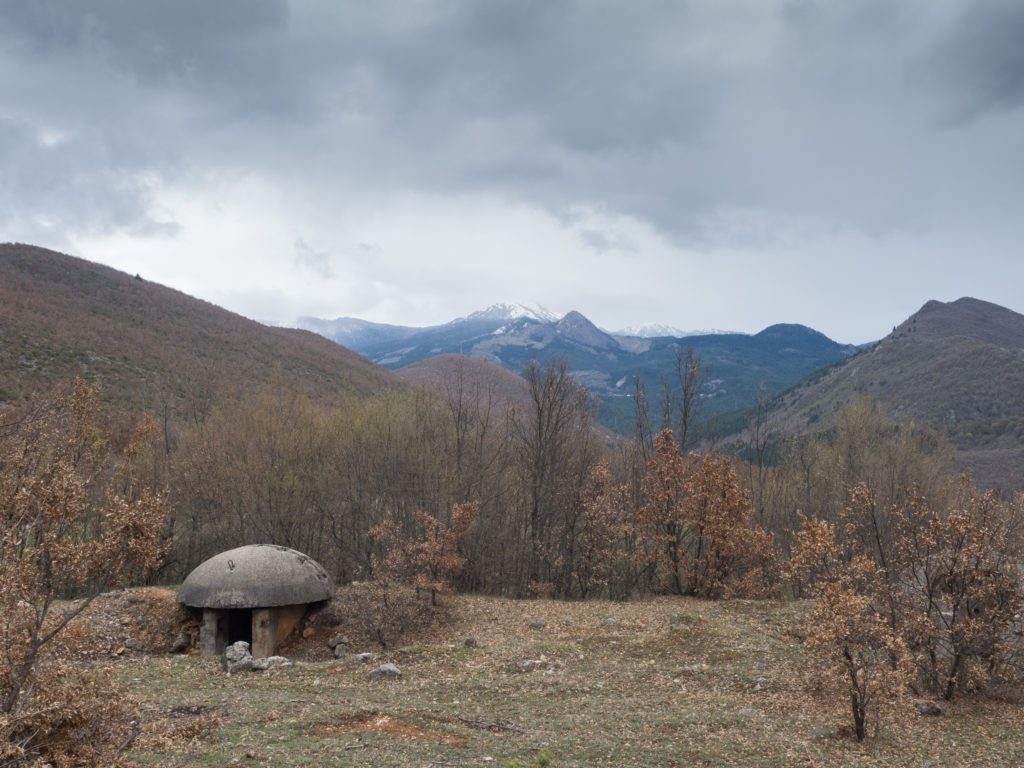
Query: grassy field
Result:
<box><xmin>116</xmin><ymin>594</ymin><xmax>1024</xmax><ymax>767</ymax></box>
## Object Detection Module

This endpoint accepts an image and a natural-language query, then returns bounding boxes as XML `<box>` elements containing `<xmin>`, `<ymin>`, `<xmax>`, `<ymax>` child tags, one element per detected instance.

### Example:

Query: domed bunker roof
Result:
<box><xmin>178</xmin><ymin>545</ymin><xmax>333</xmax><ymax>609</ymax></box>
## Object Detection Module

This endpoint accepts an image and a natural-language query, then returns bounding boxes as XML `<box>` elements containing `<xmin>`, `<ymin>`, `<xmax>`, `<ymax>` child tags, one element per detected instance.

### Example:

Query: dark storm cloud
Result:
<box><xmin>928</xmin><ymin>1</ymin><xmax>1024</xmax><ymax>119</ymax></box>
<box><xmin>1</xmin><ymin>0</ymin><xmax>1022</xmax><ymax>339</ymax></box>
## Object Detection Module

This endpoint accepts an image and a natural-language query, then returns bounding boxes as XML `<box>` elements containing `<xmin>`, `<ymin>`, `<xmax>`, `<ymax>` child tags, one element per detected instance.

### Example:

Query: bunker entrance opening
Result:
<box><xmin>227</xmin><ymin>609</ymin><xmax>253</xmax><ymax>646</ymax></box>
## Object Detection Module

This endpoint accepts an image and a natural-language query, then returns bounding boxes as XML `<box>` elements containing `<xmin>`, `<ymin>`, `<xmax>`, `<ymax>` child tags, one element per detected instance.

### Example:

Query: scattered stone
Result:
<box><xmin>333</xmin><ymin>645</ymin><xmax>348</xmax><ymax>659</ymax></box>
<box><xmin>124</xmin><ymin>637</ymin><xmax>145</xmax><ymax>651</ymax></box>
<box><xmin>370</xmin><ymin>662</ymin><xmax>402</xmax><ymax>679</ymax></box>
<box><xmin>602</xmin><ymin>617</ymin><xmax>618</xmax><ymax>627</ymax></box>
<box><xmin>170</xmin><ymin>629</ymin><xmax>191</xmax><ymax>654</ymax></box>
<box><xmin>464</xmin><ymin>637</ymin><xmax>479</xmax><ymax>648</ymax></box>
<box><xmin>519</xmin><ymin>659</ymin><xmax>540</xmax><ymax>672</ymax></box>
<box><xmin>252</xmin><ymin>656</ymin><xmax>293</xmax><ymax>671</ymax></box>
<box><xmin>753</xmin><ymin>676</ymin><xmax>768</xmax><ymax>692</ymax></box>
<box><xmin>356</xmin><ymin>652</ymin><xmax>378</xmax><ymax>663</ymax></box>
<box><xmin>738</xmin><ymin>707</ymin><xmax>759</xmax><ymax>718</ymax></box>
<box><xmin>222</xmin><ymin>641</ymin><xmax>254</xmax><ymax>675</ymax></box>
<box><xmin>916</xmin><ymin>702</ymin><xmax>944</xmax><ymax>717</ymax></box>
<box><xmin>528</xmin><ymin>620</ymin><xmax>546</xmax><ymax>631</ymax></box>
<box><xmin>328</xmin><ymin>634</ymin><xmax>351</xmax><ymax>650</ymax></box>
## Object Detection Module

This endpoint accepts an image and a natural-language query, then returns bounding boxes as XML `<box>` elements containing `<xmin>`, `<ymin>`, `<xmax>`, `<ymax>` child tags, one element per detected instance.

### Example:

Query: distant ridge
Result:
<box><xmin>300</xmin><ymin>304</ymin><xmax>857</xmax><ymax>434</ymax></box>
<box><xmin>615</xmin><ymin>324</ymin><xmax>741</xmax><ymax>338</ymax></box>
<box><xmin>0</xmin><ymin>243</ymin><xmax>397</xmax><ymax>413</ymax></box>
<box><xmin>457</xmin><ymin>303</ymin><xmax>560</xmax><ymax>324</ymax></box>
<box><xmin>748</xmin><ymin>297</ymin><xmax>1024</xmax><ymax>491</ymax></box>
<box><xmin>295</xmin><ymin>316</ymin><xmax>420</xmax><ymax>351</ymax></box>
<box><xmin>896</xmin><ymin>297</ymin><xmax>1024</xmax><ymax>350</ymax></box>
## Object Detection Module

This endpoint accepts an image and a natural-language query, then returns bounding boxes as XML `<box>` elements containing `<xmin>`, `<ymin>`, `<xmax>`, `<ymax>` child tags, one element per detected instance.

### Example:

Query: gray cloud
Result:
<box><xmin>0</xmin><ymin>1</ymin><xmax>1022</xmax><ymax>341</ymax></box>
<box><xmin>294</xmin><ymin>238</ymin><xmax>334</xmax><ymax>279</ymax></box>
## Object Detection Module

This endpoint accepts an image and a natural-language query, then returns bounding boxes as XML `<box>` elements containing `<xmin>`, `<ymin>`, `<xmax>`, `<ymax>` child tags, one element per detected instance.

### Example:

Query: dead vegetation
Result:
<box><xmin>63</xmin><ymin>591</ymin><xmax>1021</xmax><ymax>767</ymax></box>
<box><xmin>0</xmin><ymin>382</ymin><xmax>168</xmax><ymax>767</ymax></box>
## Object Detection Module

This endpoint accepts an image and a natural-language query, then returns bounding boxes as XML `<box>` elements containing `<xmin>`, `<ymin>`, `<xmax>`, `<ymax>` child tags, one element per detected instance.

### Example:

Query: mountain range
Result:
<box><xmin>297</xmin><ymin>305</ymin><xmax>859</xmax><ymax>434</ymax></box>
<box><xmin>5</xmin><ymin>244</ymin><xmax>1022</xmax><ymax>491</ymax></box>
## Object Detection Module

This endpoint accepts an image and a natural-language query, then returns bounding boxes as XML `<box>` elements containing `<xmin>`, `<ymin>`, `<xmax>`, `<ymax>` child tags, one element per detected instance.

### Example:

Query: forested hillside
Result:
<box><xmin>0</xmin><ymin>244</ymin><xmax>396</xmax><ymax>417</ymax></box>
<box><xmin>740</xmin><ymin>298</ymin><xmax>1024</xmax><ymax>491</ymax></box>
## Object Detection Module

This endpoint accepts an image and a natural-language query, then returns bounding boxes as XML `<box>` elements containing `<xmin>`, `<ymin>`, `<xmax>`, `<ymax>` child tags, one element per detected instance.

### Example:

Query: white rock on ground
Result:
<box><xmin>252</xmin><ymin>656</ymin><xmax>293</xmax><ymax>671</ymax></box>
<box><xmin>370</xmin><ymin>662</ymin><xmax>401</xmax><ymax>679</ymax></box>
<box><xmin>222</xmin><ymin>641</ymin><xmax>254</xmax><ymax>675</ymax></box>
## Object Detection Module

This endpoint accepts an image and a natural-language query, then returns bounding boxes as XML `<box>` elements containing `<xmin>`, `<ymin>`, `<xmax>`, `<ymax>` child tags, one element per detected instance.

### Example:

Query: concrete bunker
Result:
<box><xmin>177</xmin><ymin>544</ymin><xmax>333</xmax><ymax>658</ymax></box>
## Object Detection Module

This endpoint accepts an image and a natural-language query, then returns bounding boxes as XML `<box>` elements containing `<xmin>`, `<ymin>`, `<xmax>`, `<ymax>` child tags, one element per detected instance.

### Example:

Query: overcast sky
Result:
<box><xmin>2</xmin><ymin>1</ymin><xmax>1023</xmax><ymax>343</ymax></box>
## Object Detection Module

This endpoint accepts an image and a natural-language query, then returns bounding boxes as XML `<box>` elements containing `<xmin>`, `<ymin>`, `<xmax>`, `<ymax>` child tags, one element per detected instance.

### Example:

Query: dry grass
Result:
<box><xmin>99</xmin><ymin>593</ymin><xmax>1024</xmax><ymax>767</ymax></box>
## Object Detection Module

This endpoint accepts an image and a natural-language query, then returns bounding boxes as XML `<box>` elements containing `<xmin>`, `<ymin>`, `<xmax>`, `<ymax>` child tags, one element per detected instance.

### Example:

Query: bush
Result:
<box><xmin>1</xmin><ymin>664</ymin><xmax>137</xmax><ymax>768</ymax></box>
<box><xmin>332</xmin><ymin>582</ymin><xmax>450</xmax><ymax>650</ymax></box>
<box><xmin>791</xmin><ymin>517</ymin><xmax>912</xmax><ymax>740</ymax></box>
<box><xmin>637</xmin><ymin>430</ymin><xmax>776</xmax><ymax>598</ymax></box>
<box><xmin>792</xmin><ymin>480</ymin><xmax>1024</xmax><ymax>738</ymax></box>
<box><xmin>0</xmin><ymin>381</ymin><xmax>166</xmax><ymax>765</ymax></box>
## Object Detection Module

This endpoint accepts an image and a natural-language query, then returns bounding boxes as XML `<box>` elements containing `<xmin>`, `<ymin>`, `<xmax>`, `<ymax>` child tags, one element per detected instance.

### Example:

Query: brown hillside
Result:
<box><xmin>0</xmin><ymin>243</ymin><xmax>397</xmax><ymax>412</ymax></box>
<box><xmin>396</xmin><ymin>353</ymin><xmax>532</xmax><ymax>411</ymax></box>
<box><xmin>899</xmin><ymin>297</ymin><xmax>1024</xmax><ymax>349</ymax></box>
<box><xmin>763</xmin><ymin>298</ymin><xmax>1024</xmax><ymax>492</ymax></box>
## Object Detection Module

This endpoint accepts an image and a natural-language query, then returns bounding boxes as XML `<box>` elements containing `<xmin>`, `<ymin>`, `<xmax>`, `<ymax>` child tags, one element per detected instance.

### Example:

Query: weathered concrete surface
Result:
<box><xmin>178</xmin><ymin>545</ymin><xmax>333</xmax><ymax>609</ymax></box>
<box><xmin>200</xmin><ymin>608</ymin><xmax>228</xmax><ymax>656</ymax></box>
<box><xmin>252</xmin><ymin>607</ymin><xmax>277</xmax><ymax>658</ymax></box>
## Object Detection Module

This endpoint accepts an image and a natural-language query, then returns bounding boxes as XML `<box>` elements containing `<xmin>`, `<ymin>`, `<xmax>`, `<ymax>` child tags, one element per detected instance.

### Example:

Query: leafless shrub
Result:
<box><xmin>0</xmin><ymin>381</ymin><xmax>167</xmax><ymax>765</ymax></box>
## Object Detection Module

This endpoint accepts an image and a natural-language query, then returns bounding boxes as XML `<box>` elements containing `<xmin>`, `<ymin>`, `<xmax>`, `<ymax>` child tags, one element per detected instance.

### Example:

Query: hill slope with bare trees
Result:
<box><xmin>0</xmin><ymin>244</ymin><xmax>397</xmax><ymax>416</ymax></box>
<box><xmin>750</xmin><ymin>297</ymin><xmax>1024</xmax><ymax>491</ymax></box>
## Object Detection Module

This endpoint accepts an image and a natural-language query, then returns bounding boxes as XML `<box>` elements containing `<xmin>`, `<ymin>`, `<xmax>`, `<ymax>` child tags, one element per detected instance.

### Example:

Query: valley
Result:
<box><xmin>298</xmin><ymin>305</ymin><xmax>859</xmax><ymax>435</ymax></box>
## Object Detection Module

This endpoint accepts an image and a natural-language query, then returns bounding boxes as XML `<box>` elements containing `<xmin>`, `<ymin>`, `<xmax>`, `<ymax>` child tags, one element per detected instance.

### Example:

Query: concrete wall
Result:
<box><xmin>252</xmin><ymin>604</ymin><xmax>308</xmax><ymax>657</ymax></box>
<box><xmin>201</xmin><ymin>604</ymin><xmax>310</xmax><ymax>658</ymax></box>
<box><xmin>200</xmin><ymin>608</ymin><xmax>228</xmax><ymax>656</ymax></box>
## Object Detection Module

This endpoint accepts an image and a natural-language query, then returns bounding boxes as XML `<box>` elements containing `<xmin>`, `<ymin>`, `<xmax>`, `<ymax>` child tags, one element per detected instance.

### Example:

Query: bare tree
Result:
<box><xmin>673</xmin><ymin>347</ymin><xmax>703</xmax><ymax>455</ymax></box>
<box><xmin>747</xmin><ymin>384</ymin><xmax>774</xmax><ymax>524</ymax></box>
<box><xmin>513</xmin><ymin>359</ymin><xmax>594</xmax><ymax>593</ymax></box>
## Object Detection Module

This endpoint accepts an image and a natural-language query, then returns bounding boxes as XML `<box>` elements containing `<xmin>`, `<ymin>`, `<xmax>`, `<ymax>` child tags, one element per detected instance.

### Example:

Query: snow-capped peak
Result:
<box><xmin>615</xmin><ymin>323</ymin><xmax>688</xmax><ymax>338</ymax></box>
<box><xmin>678</xmin><ymin>328</ymin><xmax>745</xmax><ymax>337</ymax></box>
<box><xmin>462</xmin><ymin>302</ymin><xmax>560</xmax><ymax>323</ymax></box>
<box><xmin>615</xmin><ymin>323</ymin><xmax>743</xmax><ymax>339</ymax></box>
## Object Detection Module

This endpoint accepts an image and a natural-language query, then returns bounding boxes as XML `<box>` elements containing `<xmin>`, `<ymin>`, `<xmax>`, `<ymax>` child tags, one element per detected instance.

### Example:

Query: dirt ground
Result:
<box><xmin>72</xmin><ymin>589</ymin><xmax>1024</xmax><ymax>767</ymax></box>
